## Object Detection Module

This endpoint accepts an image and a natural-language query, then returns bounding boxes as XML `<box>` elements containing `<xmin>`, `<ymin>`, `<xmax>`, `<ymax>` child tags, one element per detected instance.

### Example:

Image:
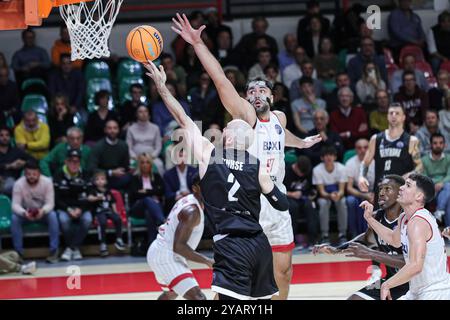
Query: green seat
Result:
<box><xmin>21</xmin><ymin>94</ymin><xmax>48</xmax><ymax>113</ymax></box>
<box><xmin>85</xmin><ymin>78</ymin><xmax>114</xmax><ymax>112</ymax></box>
<box><xmin>129</xmin><ymin>216</ymin><xmax>147</xmax><ymax>227</ymax></box>
<box><xmin>0</xmin><ymin>195</ymin><xmax>12</xmax><ymax>234</ymax></box>
<box><xmin>119</xmin><ymin>77</ymin><xmax>145</xmax><ymax>104</ymax></box>
<box><xmin>117</xmin><ymin>59</ymin><xmax>143</xmax><ymax>81</ymax></box>
<box><xmin>24</xmin><ymin>222</ymin><xmax>47</xmax><ymax>232</ymax></box>
<box><xmin>284</xmin><ymin>149</ymin><xmax>297</xmax><ymax>165</ymax></box>
<box><xmin>322</xmin><ymin>79</ymin><xmax>337</xmax><ymax>94</ymax></box>
<box><xmin>343</xmin><ymin>149</ymin><xmax>356</xmax><ymax>164</ymax></box>
<box><xmin>338</xmin><ymin>49</ymin><xmax>348</xmax><ymax>73</ymax></box>
<box><xmin>21</xmin><ymin>78</ymin><xmax>47</xmax><ymax>92</ymax></box>
<box><xmin>85</xmin><ymin>61</ymin><xmax>111</xmax><ymax>81</ymax></box>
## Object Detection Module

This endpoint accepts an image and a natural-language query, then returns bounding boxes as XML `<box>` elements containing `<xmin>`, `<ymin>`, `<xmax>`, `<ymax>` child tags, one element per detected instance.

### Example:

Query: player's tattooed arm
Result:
<box><xmin>409</xmin><ymin>137</ymin><xmax>423</xmax><ymax>174</ymax></box>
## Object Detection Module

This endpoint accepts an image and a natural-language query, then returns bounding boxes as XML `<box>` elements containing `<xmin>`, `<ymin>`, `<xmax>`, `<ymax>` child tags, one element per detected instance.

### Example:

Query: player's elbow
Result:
<box><xmin>173</xmin><ymin>241</ymin><xmax>187</xmax><ymax>256</ymax></box>
<box><xmin>409</xmin><ymin>262</ymin><xmax>424</xmax><ymax>276</ymax></box>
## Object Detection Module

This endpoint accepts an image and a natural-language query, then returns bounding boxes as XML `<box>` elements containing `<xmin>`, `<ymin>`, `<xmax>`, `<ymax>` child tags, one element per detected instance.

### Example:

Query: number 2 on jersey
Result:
<box><xmin>227</xmin><ymin>173</ymin><xmax>240</xmax><ymax>201</ymax></box>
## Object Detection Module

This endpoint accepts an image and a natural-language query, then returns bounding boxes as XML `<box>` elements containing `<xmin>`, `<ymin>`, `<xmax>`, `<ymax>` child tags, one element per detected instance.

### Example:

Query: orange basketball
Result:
<box><xmin>126</xmin><ymin>25</ymin><xmax>163</xmax><ymax>63</ymax></box>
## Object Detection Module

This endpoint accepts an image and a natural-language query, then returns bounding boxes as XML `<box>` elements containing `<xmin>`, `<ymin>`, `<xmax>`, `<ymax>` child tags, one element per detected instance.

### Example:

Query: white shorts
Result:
<box><xmin>398</xmin><ymin>289</ymin><xmax>450</xmax><ymax>300</ymax></box>
<box><xmin>259</xmin><ymin>187</ymin><xmax>294</xmax><ymax>251</ymax></box>
<box><xmin>147</xmin><ymin>242</ymin><xmax>199</xmax><ymax>297</ymax></box>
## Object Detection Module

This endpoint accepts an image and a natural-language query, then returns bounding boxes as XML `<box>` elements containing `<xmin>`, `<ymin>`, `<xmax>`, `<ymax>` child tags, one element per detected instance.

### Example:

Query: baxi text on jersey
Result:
<box><xmin>263</xmin><ymin>141</ymin><xmax>281</xmax><ymax>151</ymax></box>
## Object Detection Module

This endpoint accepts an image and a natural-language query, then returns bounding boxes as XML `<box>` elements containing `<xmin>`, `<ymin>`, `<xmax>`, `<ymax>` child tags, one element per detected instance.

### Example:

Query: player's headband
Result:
<box><xmin>245</xmin><ymin>79</ymin><xmax>273</xmax><ymax>92</ymax></box>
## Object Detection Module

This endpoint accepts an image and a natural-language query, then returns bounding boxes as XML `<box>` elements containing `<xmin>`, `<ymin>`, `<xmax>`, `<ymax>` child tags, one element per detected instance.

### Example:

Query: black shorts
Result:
<box><xmin>211</xmin><ymin>232</ymin><xmax>278</xmax><ymax>300</ymax></box>
<box><xmin>354</xmin><ymin>279</ymin><xmax>409</xmax><ymax>300</ymax></box>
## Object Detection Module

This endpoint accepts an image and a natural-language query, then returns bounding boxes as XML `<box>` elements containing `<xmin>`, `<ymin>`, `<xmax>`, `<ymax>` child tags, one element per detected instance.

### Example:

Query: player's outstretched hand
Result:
<box><xmin>312</xmin><ymin>244</ymin><xmax>339</xmax><ymax>255</ymax></box>
<box><xmin>358</xmin><ymin>176</ymin><xmax>370</xmax><ymax>193</ymax></box>
<box><xmin>343</xmin><ymin>243</ymin><xmax>372</xmax><ymax>260</ymax></box>
<box><xmin>380</xmin><ymin>283</ymin><xmax>392</xmax><ymax>300</ymax></box>
<box><xmin>442</xmin><ymin>227</ymin><xmax>450</xmax><ymax>240</ymax></box>
<box><xmin>144</xmin><ymin>60</ymin><xmax>167</xmax><ymax>88</ymax></box>
<box><xmin>171</xmin><ymin>13</ymin><xmax>206</xmax><ymax>45</ymax></box>
<box><xmin>302</xmin><ymin>134</ymin><xmax>322</xmax><ymax>148</ymax></box>
<box><xmin>360</xmin><ymin>200</ymin><xmax>374</xmax><ymax>221</ymax></box>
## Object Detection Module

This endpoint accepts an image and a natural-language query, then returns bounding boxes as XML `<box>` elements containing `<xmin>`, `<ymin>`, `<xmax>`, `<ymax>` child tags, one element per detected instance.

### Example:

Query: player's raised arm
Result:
<box><xmin>171</xmin><ymin>13</ymin><xmax>255</xmax><ymax>125</ymax></box>
<box><xmin>144</xmin><ymin>61</ymin><xmax>213</xmax><ymax>168</ymax></box>
<box><xmin>258</xmin><ymin>163</ymin><xmax>289</xmax><ymax>212</ymax></box>
<box><xmin>358</xmin><ymin>134</ymin><xmax>376</xmax><ymax>192</ymax></box>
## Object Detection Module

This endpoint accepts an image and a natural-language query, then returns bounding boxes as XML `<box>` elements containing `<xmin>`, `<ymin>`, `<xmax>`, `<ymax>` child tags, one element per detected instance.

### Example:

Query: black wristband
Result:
<box><xmin>263</xmin><ymin>185</ymin><xmax>289</xmax><ymax>211</ymax></box>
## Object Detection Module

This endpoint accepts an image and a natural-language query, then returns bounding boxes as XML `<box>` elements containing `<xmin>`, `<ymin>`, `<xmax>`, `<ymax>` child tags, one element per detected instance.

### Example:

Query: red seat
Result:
<box><xmin>92</xmin><ymin>189</ymin><xmax>128</xmax><ymax>228</ymax></box>
<box><xmin>415</xmin><ymin>61</ymin><xmax>437</xmax><ymax>88</ymax></box>
<box><xmin>440</xmin><ymin>61</ymin><xmax>450</xmax><ymax>73</ymax></box>
<box><xmin>399</xmin><ymin>45</ymin><xmax>425</xmax><ymax>67</ymax></box>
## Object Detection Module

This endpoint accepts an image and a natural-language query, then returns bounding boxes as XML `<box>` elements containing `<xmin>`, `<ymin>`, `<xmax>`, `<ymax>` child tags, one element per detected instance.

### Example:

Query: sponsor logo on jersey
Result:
<box><xmin>222</xmin><ymin>158</ymin><xmax>244</xmax><ymax>171</ymax></box>
<box><xmin>275</xmin><ymin>124</ymin><xmax>282</xmax><ymax>135</ymax></box>
<box><xmin>263</xmin><ymin>141</ymin><xmax>281</xmax><ymax>151</ymax></box>
<box><xmin>379</xmin><ymin>147</ymin><xmax>402</xmax><ymax>158</ymax></box>
<box><xmin>396</xmin><ymin>141</ymin><xmax>404</xmax><ymax>148</ymax></box>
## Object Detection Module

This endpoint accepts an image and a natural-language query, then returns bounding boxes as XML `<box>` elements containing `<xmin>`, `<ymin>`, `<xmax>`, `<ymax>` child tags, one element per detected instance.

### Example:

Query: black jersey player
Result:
<box><xmin>145</xmin><ymin>60</ymin><xmax>289</xmax><ymax>300</ymax></box>
<box><xmin>313</xmin><ymin>175</ymin><xmax>409</xmax><ymax>300</ymax></box>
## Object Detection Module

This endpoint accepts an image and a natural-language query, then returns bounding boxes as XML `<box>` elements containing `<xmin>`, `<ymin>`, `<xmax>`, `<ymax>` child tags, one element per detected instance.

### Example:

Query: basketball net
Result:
<box><xmin>59</xmin><ymin>0</ymin><xmax>123</xmax><ymax>60</ymax></box>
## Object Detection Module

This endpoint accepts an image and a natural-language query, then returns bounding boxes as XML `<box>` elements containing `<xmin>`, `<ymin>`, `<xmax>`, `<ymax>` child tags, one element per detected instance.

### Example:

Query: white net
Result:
<box><xmin>59</xmin><ymin>0</ymin><xmax>124</xmax><ymax>61</ymax></box>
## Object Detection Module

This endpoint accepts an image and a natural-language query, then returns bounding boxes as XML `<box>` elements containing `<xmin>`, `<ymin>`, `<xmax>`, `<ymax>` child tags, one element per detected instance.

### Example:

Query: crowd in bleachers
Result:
<box><xmin>0</xmin><ymin>0</ymin><xmax>450</xmax><ymax>266</ymax></box>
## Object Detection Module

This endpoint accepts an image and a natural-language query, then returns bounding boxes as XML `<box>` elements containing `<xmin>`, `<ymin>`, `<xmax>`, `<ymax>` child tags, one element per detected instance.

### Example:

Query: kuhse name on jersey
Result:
<box><xmin>379</xmin><ymin>147</ymin><xmax>402</xmax><ymax>158</ymax></box>
<box><xmin>263</xmin><ymin>141</ymin><xmax>281</xmax><ymax>151</ymax></box>
<box><xmin>222</xmin><ymin>158</ymin><xmax>244</xmax><ymax>171</ymax></box>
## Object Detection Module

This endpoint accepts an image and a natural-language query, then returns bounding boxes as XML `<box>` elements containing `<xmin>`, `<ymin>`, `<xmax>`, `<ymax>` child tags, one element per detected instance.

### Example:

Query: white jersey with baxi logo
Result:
<box><xmin>247</xmin><ymin>112</ymin><xmax>294</xmax><ymax>250</ymax></box>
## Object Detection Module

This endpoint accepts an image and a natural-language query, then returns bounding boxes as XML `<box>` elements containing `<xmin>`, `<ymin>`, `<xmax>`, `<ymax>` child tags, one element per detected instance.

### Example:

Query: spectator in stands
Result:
<box><xmin>47</xmin><ymin>94</ymin><xmax>74</xmax><ymax>147</ymax></box>
<box><xmin>330</xmin><ymin>87</ymin><xmax>369</xmax><ymax>149</ymax></box>
<box><xmin>84</xmin><ymin>90</ymin><xmax>119</xmax><ymax>145</ymax></box>
<box><xmin>0</xmin><ymin>127</ymin><xmax>32</xmax><ymax>196</ymax></box>
<box><xmin>0</xmin><ymin>52</ymin><xmax>15</xmax><ymax>81</ymax></box>
<box><xmin>11</xmin><ymin>160</ymin><xmax>59</xmax><ymax>263</ymax></box>
<box><xmin>53</xmin><ymin>149</ymin><xmax>92</xmax><ymax>261</ymax></box>
<box><xmin>11</xmin><ymin>28</ymin><xmax>50</xmax><ymax>86</ymax></box>
<box><xmin>248</xmin><ymin>48</ymin><xmax>273</xmax><ymax>80</ymax></box>
<box><xmin>394</xmin><ymin>70</ymin><xmax>429</xmax><ymax>128</ymax></box>
<box><xmin>160</xmin><ymin>53</ymin><xmax>187</xmax><ymax>98</ymax></box>
<box><xmin>129</xmin><ymin>153</ymin><xmax>166</xmax><ymax>245</ymax></box>
<box><xmin>439</xmin><ymin>91</ymin><xmax>450</xmax><ymax>144</ymax></box>
<box><xmin>0</xmin><ymin>251</ymin><xmax>36</xmax><ymax>275</ymax></box>
<box><xmin>388</xmin><ymin>0</ymin><xmax>426</xmax><ymax>58</ymax></box>
<box><xmin>40</xmin><ymin>127</ymin><xmax>90</xmax><ymax>177</ymax></box>
<box><xmin>204</xmin><ymin>7</ymin><xmax>232</xmax><ymax>47</ymax></box>
<box><xmin>346</xmin><ymin>18</ymin><xmax>384</xmax><ymax>55</ymax></box>
<box><xmin>303</xmin><ymin>109</ymin><xmax>344</xmax><ymax>167</ymax></box>
<box><xmin>163</xmin><ymin>147</ymin><xmax>198</xmax><ymax>210</ymax></box>
<box><xmin>284</xmin><ymin>155</ymin><xmax>319</xmax><ymax>248</ymax></box>
<box><xmin>234</xmin><ymin>16</ymin><xmax>279</xmax><ymax>71</ymax></box>
<box><xmin>0</xmin><ymin>67</ymin><xmax>20</xmax><ymax>125</ymax></box>
<box><xmin>421</xmin><ymin>133</ymin><xmax>450</xmax><ymax>224</ymax></box>
<box><xmin>313</xmin><ymin>146</ymin><xmax>348</xmax><ymax>245</ymax></box>
<box><xmin>289</xmin><ymin>60</ymin><xmax>323</xmax><ymax>101</ymax></box>
<box><xmin>299</xmin><ymin>14</ymin><xmax>329</xmax><ymax>59</ymax></box>
<box><xmin>345</xmin><ymin>138</ymin><xmax>375</xmax><ymax>238</ymax></box>
<box><xmin>428</xmin><ymin>10</ymin><xmax>450</xmax><ymax>75</ymax></box>
<box><xmin>325</xmin><ymin>72</ymin><xmax>361</xmax><ymax>112</ymax></box>
<box><xmin>331</xmin><ymin>3</ymin><xmax>365</xmax><ymax>52</ymax></box>
<box><xmin>126</xmin><ymin>105</ymin><xmax>163</xmax><ymax>175</ymax></box>
<box><xmin>180</xmin><ymin>44</ymin><xmax>203</xmax><ymax>90</ymax></box>
<box><xmin>172</xmin><ymin>11</ymin><xmax>205</xmax><ymax>64</ymax></box>
<box><xmin>429</xmin><ymin>70</ymin><xmax>449</xmax><ymax>110</ymax></box>
<box><xmin>278</xmin><ymin>33</ymin><xmax>298</xmax><ymax>74</ymax></box>
<box><xmin>355</xmin><ymin>62</ymin><xmax>386</xmax><ymax>108</ymax></box>
<box><xmin>87</xmin><ymin>170</ymin><xmax>126</xmax><ymax>257</ymax></box>
<box><xmin>264</xmin><ymin>64</ymin><xmax>281</xmax><ymax>84</ymax></box>
<box><xmin>347</xmin><ymin>37</ymin><xmax>387</xmax><ymax>87</ymax></box>
<box><xmin>48</xmin><ymin>54</ymin><xmax>84</xmax><ymax>114</ymax></box>
<box><xmin>291</xmin><ymin>76</ymin><xmax>326</xmax><ymax>136</ymax></box>
<box><xmin>188</xmin><ymin>72</ymin><xmax>217</xmax><ymax>121</ymax></box>
<box><xmin>268</xmin><ymin>82</ymin><xmax>294</xmax><ymax>132</ymax></box>
<box><xmin>88</xmin><ymin>120</ymin><xmax>130</xmax><ymax>190</ymax></box>
<box><xmin>14</xmin><ymin>110</ymin><xmax>50</xmax><ymax>160</ymax></box>
<box><xmin>390</xmin><ymin>54</ymin><xmax>429</xmax><ymax>94</ymax></box>
<box><xmin>369</xmin><ymin>89</ymin><xmax>390</xmax><ymax>134</ymax></box>
<box><xmin>282</xmin><ymin>46</ymin><xmax>309</xmax><ymax>89</ymax></box>
<box><xmin>119</xmin><ymin>83</ymin><xmax>146</xmax><ymax>133</ymax></box>
<box><xmin>51</xmin><ymin>25</ymin><xmax>82</xmax><ymax>69</ymax></box>
<box><xmin>416</xmin><ymin>110</ymin><xmax>442</xmax><ymax>156</ymax></box>
<box><xmin>214</xmin><ymin>27</ymin><xmax>238</xmax><ymax>67</ymax></box>
<box><xmin>152</xmin><ymin>80</ymin><xmax>190</xmax><ymax>140</ymax></box>
<box><xmin>313</xmin><ymin>37</ymin><xmax>339</xmax><ymax>83</ymax></box>
<box><xmin>297</xmin><ymin>0</ymin><xmax>330</xmax><ymax>47</ymax></box>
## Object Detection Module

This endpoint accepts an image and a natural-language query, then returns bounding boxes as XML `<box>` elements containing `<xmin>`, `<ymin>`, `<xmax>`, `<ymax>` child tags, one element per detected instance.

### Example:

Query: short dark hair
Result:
<box><xmin>94</xmin><ymin>90</ymin><xmax>110</xmax><ymax>105</ymax></box>
<box><xmin>320</xmin><ymin>145</ymin><xmax>337</xmax><ymax>157</ymax></box>
<box><xmin>60</xmin><ymin>53</ymin><xmax>71</xmax><ymax>63</ymax></box>
<box><xmin>129</xmin><ymin>83</ymin><xmax>144</xmax><ymax>93</ymax></box>
<box><xmin>160</xmin><ymin>53</ymin><xmax>173</xmax><ymax>61</ymax></box>
<box><xmin>430</xmin><ymin>132</ymin><xmax>445</xmax><ymax>144</ymax></box>
<box><xmin>307</xmin><ymin>0</ymin><xmax>319</xmax><ymax>9</ymax></box>
<box><xmin>438</xmin><ymin>10</ymin><xmax>450</xmax><ymax>24</ymax></box>
<box><xmin>22</xmin><ymin>28</ymin><xmax>34</xmax><ymax>39</ymax></box>
<box><xmin>388</xmin><ymin>103</ymin><xmax>405</xmax><ymax>115</ymax></box>
<box><xmin>24</xmin><ymin>159</ymin><xmax>40</xmax><ymax>171</ymax></box>
<box><xmin>0</xmin><ymin>126</ymin><xmax>11</xmax><ymax>135</ymax></box>
<box><xmin>408</xmin><ymin>173</ymin><xmax>436</xmax><ymax>204</ymax></box>
<box><xmin>299</xmin><ymin>76</ymin><xmax>314</xmax><ymax>86</ymax></box>
<box><xmin>264</xmin><ymin>63</ymin><xmax>279</xmax><ymax>74</ymax></box>
<box><xmin>296</xmin><ymin>156</ymin><xmax>312</xmax><ymax>175</ymax></box>
<box><xmin>402</xmin><ymin>70</ymin><xmax>416</xmax><ymax>82</ymax></box>
<box><xmin>93</xmin><ymin>169</ymin><xmax>107</xmax><ymax>180</ymax></box>
<box><xmin>382</xmin><ymin>174</ymin><xmax>405</xmax><ymax>188</ymax></box>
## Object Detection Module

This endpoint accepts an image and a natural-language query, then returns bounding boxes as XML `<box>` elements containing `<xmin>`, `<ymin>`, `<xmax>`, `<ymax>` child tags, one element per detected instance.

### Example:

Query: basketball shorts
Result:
<box><xmin>147</xmin><ymin>241</ymin><xmax>199</xmax><ymax>297</ymax></box>
<box><xmin>259</xmin><ymin>184</ymin><xmax>294</xmax><ymax>251</ymax></box>
<box><xmin>354</xmin><ymin>279</ymin><xmax>409</xmax><ymax>300</ymax></box>
<box><xmin>211</xmin><ymin>232</ymin><xmax>279</xmax><ymax>300</ymax></box>
<box><xmin>398</xmin><ymin>289</ymin><xmax>450</xmax><ymax>300</ymax></box>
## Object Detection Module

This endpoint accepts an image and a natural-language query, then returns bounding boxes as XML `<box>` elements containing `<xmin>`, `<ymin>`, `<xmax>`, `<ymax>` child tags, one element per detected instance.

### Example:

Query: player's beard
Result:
<box><xmin>253</xmin><ymin>97</ymin><xmax>271</xmax><ymax>116</ymax></box>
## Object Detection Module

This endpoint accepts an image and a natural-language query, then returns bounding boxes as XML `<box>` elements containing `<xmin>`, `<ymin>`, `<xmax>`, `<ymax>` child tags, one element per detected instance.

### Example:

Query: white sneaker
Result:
<box><xmin>61</xmin><ymin>247</ymin><xmax>72</xmax><ymax>261</ymax></box>
<box><xmin>21</xmin><ymin>261</ymin><xmax>37</xmax><ymax>275</ymax></box>
<box><xmin>72</xmin><ymin>249</ymin><xmax>83</xmax><ymax>260</ymax></box>
<box><xmin>434</xmin><ymin>210</ymin><xmax>445</xmax><ymax>222</ymax></box>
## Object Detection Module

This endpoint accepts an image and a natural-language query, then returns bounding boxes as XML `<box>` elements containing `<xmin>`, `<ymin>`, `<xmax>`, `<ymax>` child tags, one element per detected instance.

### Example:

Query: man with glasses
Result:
<box><xmin>359</xmin><ymin>103</ymin><xmax>422</xmax><ymax>198</ymax></box>
<box><xmin>40</xmin><ymin>127</ymin><xmax>91</xmax><ymax>177</ymax></box>
<box><xmin>369</xmin><ymin>90</ymin><xmax>390</xmax><ymax>134</ymax></box>
<box><xmin>345</xmin><ymin>138</ymin><xmax>375</xmax><ymax>238</ymax></box>
<box><xmin>390</xmin><ymin>54</ymin><xmax>429</xmax><ymax>95</ymax></box>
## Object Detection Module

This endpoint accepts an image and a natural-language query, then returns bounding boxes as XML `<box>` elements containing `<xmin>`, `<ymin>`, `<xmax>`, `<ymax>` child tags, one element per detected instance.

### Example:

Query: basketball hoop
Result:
<box><xmin>59</xmin><ymin>0</ymin><xmax>123</xmax><ymax>61</ymax></box>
